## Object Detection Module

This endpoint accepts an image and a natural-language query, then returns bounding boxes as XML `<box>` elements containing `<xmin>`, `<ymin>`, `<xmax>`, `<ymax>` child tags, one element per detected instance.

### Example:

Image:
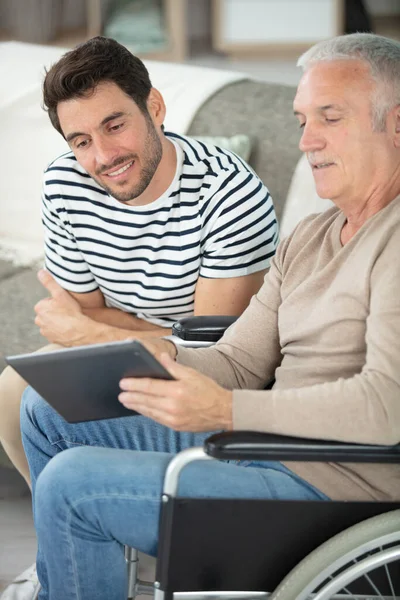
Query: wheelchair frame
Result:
<box><xmin>125</xmin><ymin>432</ymin><xmax>400</xmax><ymax>600</ymax></box>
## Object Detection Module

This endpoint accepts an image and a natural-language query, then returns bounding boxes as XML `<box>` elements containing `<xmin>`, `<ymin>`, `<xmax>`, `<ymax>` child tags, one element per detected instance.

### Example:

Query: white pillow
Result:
<box><xmin>280</xmin><ymin>154</ymin><xmax>334</xmax><ymax>238</ymax></box>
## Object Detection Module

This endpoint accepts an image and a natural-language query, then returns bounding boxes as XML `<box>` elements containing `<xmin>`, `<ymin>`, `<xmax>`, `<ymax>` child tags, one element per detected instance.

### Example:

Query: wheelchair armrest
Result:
<box><xmin>171</xmin><ymin>315</ymin><xmax>237</xmax><ymax>342</ymax></box>
<box><xmin>204</xmin><ymin>431</ymin><xmax>400</xmax><ymax>463</ymax></box>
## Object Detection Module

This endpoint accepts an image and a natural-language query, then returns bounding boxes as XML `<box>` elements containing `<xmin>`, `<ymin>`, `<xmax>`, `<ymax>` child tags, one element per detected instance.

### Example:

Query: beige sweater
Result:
<box><xmin>178</xmin><ymin>197</ymin><xmax>400</xmax><ymax>501</ymax></box>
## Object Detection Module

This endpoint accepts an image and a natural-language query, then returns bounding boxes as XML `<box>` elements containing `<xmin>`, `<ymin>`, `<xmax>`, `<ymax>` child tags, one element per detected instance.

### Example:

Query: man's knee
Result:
<box><xmin>36</xmin><ymin>447</ymin><xmax>122</xmax><ymax>517</ymax></box>
<box><xmin>35</xmin><ymin>448</ymin><xmax>86</xmax><ymax>523</ymax></box>
<box><xmin>0</xmin><ymin>344</ymin><xmax>61</xmax><ymax>414</ymax></box>
<box><xmin>20</xmin><ymin>386</ymin><xmax>53</xmax><ymax>433</ymax></box>
<box><xmin>0</xmin><ymin>365</ymin><xmax>28</xmax><ymax>410</ymax></box>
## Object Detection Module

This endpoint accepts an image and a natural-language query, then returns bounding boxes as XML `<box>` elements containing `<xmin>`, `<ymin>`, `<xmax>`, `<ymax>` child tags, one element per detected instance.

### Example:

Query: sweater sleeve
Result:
<box><xmin>177</xmin><ymin>241</ymin><xmax>284</xmax><ymax>389</ymax></box>
<box><xmin>233</xmin><ymin>234</ymin><xmax>400</xmax><ymax>446</ymax></box>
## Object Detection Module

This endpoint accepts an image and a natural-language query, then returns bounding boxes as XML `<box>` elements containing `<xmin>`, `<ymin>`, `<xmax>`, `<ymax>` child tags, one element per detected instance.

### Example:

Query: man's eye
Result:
<box><xmin>299</xmin><ymin>122</ymin><xmax>305</xmax><ymax>129</ymax></box>
<box><xmin>76</xmin><ymin>139</ymin><xmax>89</xmax><ymax>149</ymax></box>
<box><xmin>326</xmin><ymin>118</ymin><xmax>340</xmax><ymax>123</ymax></box>
<box><xmin>110</xmin><ymin>123</ymin><xmax>124</xmax><ymax>131</ymax></box>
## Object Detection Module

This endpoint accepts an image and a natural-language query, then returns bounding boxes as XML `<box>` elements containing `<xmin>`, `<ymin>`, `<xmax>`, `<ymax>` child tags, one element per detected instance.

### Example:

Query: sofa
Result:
<box><xmin>0</xmin><ymin>58</ymin><xmax>304</xmax><ymax>471</ymax></box>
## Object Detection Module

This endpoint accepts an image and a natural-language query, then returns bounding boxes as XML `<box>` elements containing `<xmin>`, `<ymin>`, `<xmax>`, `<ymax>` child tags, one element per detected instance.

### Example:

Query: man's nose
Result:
<box><xmin>299</xmin><ymin>123</ymin><xmax>325</xmax><ymax>153</ymax></box>
<box><xmin>94</xmin><ymin>137</ymin><xmax>119</xmax><ymax>168</ymax></box>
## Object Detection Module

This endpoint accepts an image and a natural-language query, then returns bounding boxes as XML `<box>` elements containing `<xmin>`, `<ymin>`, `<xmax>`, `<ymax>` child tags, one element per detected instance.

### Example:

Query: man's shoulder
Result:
<box><xmin>42</xmin><ymin>151</ymin><xmax>106</xmax><ymax>204</ymax></box>
<box><xmin>44</xmin><ymin>151</ymin><xmax>93</xmax><ymax>183</ymax></box>
<box><xmin>46</xmin><ymin>149</ymin><xmax>77</xmax><ymax>170</ymax></box>
<box><xmin>166</xmin><ymin>131</ymin><xmax>258</xmax><ymax>181</ymax></box>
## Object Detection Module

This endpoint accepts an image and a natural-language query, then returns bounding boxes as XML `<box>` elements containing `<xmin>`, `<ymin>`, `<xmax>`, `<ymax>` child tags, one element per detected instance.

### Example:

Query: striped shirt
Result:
<box><xmin>42</xmin><ymin>132</ymin><xmax>278</xmax><ymax>327</ymax></box>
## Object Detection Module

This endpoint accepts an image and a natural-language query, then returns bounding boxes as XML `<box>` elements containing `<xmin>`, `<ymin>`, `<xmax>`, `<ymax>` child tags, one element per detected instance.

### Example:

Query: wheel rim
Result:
<box><xmin>295</xmin><ymin>535</ymin><xmax>400</xmax><ymax>600</ymax></box>
<box><xmin>312</xmin><ymin>545</ymin><xmax>400</xmax><ymax>599</ymax></box>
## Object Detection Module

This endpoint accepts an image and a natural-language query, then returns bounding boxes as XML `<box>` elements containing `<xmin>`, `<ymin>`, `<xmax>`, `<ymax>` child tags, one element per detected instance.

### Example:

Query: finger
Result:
<box><xmin>34</xmin><ymin>298</ymin><xmax>52</xmax><ymax>314</ymax></box>
<box><xmin>118</xmin><ymin>391</ymin><xmax>166</xmax><ymax>408</ymax></box>
<box><xmin>119</xmin><ymin>390</ymin><xmax>183</xmax><ymax>411</ymax></box>
<box><xmin>118</xmin><ymin>391</ymin><xmax>166</xmax><ymax>414</ymax></box>
<box><xmin>39</xmin><ymin>327</ymin><xmax>50</xmax><ymax>340</ymax></box>
<box><xmin>118</xmin><ymin>393</ymin><xmax>184</xmax><ymax>429</ymax></box>
<box><xmin>119</xmin><ymin>376</ymin><xmax>177</xmax><ymax>396</ymax></box>
<box><xmin>37</xmin><ymin>269</ymin><xmax>68</xmax><ymax>300</ymax></box>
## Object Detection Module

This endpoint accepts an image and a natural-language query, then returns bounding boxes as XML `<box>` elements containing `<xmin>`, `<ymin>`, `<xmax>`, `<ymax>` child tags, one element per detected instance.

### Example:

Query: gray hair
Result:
<box><xmin>297</xmin><ymin>33</ymin><xmax>400</xmax><ymax>131</ymax></box>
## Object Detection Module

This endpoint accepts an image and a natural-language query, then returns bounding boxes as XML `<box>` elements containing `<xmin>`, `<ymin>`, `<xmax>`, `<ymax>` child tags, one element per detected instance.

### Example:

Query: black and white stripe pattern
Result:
<box><xmin>42</xmin><ymin>132</ymin><xmax>278</xmax><ymax>327</ymax></box>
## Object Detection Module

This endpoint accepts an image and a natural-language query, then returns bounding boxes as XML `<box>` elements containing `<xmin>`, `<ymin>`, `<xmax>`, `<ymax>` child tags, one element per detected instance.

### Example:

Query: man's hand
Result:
<box><xmin>35</xmin><ymin>270</ymin><xmax>95</xmax><ymax>346</ymax></box>
<box><xmin>118</xmin><ymin>353</ymin><xmax>233</xmax><ymax>432</ymax></box>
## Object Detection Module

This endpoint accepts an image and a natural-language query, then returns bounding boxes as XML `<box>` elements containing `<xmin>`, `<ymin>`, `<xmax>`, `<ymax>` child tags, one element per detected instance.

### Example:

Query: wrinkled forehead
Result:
<box><xmin>293</xmin><ymin>59</ymin><xmax>374</xmax><ymax>111</ymax></box>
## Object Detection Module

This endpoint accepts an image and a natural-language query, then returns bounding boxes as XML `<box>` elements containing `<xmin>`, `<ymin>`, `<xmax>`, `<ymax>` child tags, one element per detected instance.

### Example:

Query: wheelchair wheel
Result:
<box><xmin>271</xmin><ymin>509</ymin><xmax>400</xmax><ymax>600</ymax></box>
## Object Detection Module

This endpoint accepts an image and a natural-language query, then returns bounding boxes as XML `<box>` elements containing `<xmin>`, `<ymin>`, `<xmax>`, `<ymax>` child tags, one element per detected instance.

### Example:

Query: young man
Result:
<box><xmin>0</xmin><ymin>37</ymin><xmax>277</xmax><ymax>483</ymax></box>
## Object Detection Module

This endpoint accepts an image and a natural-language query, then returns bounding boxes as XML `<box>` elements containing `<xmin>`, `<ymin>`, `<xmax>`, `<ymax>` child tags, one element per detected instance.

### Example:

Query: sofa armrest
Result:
<box><xmin>171</xmin><ymin>315</ymin><xmax>237</xmax><ymax>342</ymax></box>
<box><xmin>204</xmin><ymin>431</ymin><xmax>400</xmax><ymax>464</ymax></box>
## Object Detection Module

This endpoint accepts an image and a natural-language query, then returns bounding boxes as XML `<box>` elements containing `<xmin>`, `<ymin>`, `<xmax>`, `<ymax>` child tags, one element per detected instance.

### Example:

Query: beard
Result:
<box><xmin>93</xmin><ymin>115</ymin><xmax>163</xmax><ymax>203</ymax></box>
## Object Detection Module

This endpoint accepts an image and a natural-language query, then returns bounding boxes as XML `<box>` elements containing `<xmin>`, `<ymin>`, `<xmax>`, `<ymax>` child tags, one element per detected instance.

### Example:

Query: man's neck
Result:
<box><xmin>127</xmin><ymin>137</ymin><xmax>177</xmax><ymax>206</ymax></box>
<box><xmin>340</xmin><ymin>188</ymin><xmax>400</xmax><ymax>245</ymax></box>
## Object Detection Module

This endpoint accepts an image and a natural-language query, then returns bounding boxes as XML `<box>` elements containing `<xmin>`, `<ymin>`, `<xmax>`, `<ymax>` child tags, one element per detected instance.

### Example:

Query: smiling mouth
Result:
<box><xmin>105</xmin><ymin>160</ymin><xmax>134</xmax><ymax>178</ymax></box>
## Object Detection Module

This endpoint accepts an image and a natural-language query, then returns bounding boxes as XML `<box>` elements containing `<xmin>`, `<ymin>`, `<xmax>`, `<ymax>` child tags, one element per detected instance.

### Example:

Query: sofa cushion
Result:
<box><xmin>0</xmin><ymin>260</ymin><xmax>22</xmax><ymax>281</ymax></box>
<box><xmin>280</xmin><ymin>154</ymin><xmax>334</xmax><ymax>238</ymax></box>
<box><xmin>0</xmin><ymin>268</ymin><xmax>46</xmax><ymax>372</ymax></box>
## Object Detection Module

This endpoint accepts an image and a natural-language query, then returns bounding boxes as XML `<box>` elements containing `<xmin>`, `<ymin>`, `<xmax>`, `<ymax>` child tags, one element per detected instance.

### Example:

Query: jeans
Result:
<box><xmin>20</xmin><ymin>387</ymin><xmax>329</xmax><ymax>600</ymax></box>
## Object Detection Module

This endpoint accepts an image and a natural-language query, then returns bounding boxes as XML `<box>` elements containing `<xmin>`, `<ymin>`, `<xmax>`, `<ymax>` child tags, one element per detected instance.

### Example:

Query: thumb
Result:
<box><xmin>159</xmin><ymin>353</ymin><xmax>192</xmax><ymax>380</ymax></box>
<box><xmin>37</xmin><ymin>269</ymin><xmax>68</xmax><ymax>299</ymax></box>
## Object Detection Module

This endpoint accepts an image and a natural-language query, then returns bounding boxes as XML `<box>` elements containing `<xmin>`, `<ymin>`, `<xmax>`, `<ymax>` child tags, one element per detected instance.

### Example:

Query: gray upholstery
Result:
<box><xmin>0</xmin><ymin>266</ymin><xmax>46</xmax><ymax>372</ymax></box>
<box><xmin>188</xmin><ymin>80</ymin><xmax>301</xmax><ymax>221</ymax></box>
<box><xmin>0</xmin><ymin>80</ymin><xmax>299</xmax><ymax>368</ymax></box>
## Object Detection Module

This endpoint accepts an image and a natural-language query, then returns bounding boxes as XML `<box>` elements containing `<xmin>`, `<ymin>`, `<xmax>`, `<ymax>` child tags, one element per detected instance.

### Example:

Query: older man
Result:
<box><xmin>21</xmin><ymin>33</ymin><xmax>400</xmax><ymax>600</ymax></box>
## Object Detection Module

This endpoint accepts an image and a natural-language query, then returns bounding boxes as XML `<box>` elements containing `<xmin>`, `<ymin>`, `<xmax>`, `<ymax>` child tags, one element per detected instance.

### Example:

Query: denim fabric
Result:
<box><xmin>21</xmin><ymin>387</ymin><xmax>329</xmax><ymax>600</ymax></box>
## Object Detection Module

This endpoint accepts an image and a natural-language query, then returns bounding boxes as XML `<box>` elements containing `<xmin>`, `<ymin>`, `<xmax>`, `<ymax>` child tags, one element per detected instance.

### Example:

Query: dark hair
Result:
<box><xmin>43</xmin><ymin>36</ymin><xmax>152</xmax><ymax>136</ymax></box>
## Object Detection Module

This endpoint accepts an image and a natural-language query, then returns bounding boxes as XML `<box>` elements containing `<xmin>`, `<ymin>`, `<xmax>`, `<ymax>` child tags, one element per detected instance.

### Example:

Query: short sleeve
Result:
<box><xmin>199</xmin><ymin>169</ymin><xmax>278</xmax><ymax>278</ymax></box>
<box><xmin>42</xmin><ymin>175</ymin><xmax>98</xmax><ymax>293</ymax></box>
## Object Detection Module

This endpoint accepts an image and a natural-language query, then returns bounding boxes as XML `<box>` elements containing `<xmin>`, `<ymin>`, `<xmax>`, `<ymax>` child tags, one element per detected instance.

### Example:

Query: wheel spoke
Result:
<box><xmin>362</xmin><ymin>570</ymin><xmax>385</xmax><ymax>597</ymax></box>
<box><xmin>339</xmin><ymin>586</ymin><xmax>353</xmax><ymax>595</ymax></box>
<box><xmin>382</xmin><ymin>556</ymin><xmax>396</xmax><ymax>598</ymax></box>
<box><xmin>330</xmin><ymin>547</ymin><xmax>399</xmax><ymax>599</ymax></box>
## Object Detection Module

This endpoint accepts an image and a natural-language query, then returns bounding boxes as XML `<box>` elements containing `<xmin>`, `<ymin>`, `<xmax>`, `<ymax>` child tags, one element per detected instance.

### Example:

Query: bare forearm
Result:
<box><xmin>65</xmin><ymin>314</ymin><xmax>171</xmax><ymax>346</ymax></box>
<box><xmin>83</xmin><ymin>307</ymin><xmax>166</xmax><ymax>333</ymax></box>
<box><xmin>34</xmin><ymin>276</ymin><xmax>172</xmax><ymax>348</ymax></box>
<box><xmin>93</xmin><ymin>324</ymin><xmax>172</xmax><ymax>344</ymax></box>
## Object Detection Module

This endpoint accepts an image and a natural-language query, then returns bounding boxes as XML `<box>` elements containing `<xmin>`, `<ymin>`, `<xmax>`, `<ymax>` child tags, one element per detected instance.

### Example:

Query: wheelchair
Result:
<box><xmin>33</xmin><ymin>317</ymin><xmax>400</xmax><ymax>600</ymax></box>
<box><xmin>131</xmin><ymin>431</ymin><xmax>399</xmax><ymax>600</ymax></box>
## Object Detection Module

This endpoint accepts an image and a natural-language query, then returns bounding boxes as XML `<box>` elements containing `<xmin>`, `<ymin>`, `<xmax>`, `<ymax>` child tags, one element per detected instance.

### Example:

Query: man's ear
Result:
<box><xmin>393</xmin><ymin>104</ymin><xmax>400</xmax><ymax>148</ymax></box>
<box><xmin>146</xmin><ymin>88</ymin><xmax>166</xmax><ymax>128</ymax></box>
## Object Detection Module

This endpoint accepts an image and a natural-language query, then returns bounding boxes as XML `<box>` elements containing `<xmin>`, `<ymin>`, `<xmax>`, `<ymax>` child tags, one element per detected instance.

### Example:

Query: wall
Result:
<box><xmin>365</xmin><ymin>0</ymin><xmax>400</xmax><ymax>16</ymax></box>
<box><xmin>187</xmin><ymin>0</ymin><xmax>211</xmax><ymax>42</ymax></box>
<box><xmin>61</xmin><ymin>0</ymin><xmax>87</xmax><ymax>29</ymax></box>
<box><xmin>60</xmin><ymin>0</ymin><xmax>213</xmax><ymax>41</ymax></box>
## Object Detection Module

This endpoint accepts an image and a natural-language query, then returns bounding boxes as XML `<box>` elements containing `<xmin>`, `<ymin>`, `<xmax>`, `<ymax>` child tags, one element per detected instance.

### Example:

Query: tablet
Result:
<box><xmin>6</xmin><ymin>340</ymin><xmax>175</xmax><ymax>423</ymax></box>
